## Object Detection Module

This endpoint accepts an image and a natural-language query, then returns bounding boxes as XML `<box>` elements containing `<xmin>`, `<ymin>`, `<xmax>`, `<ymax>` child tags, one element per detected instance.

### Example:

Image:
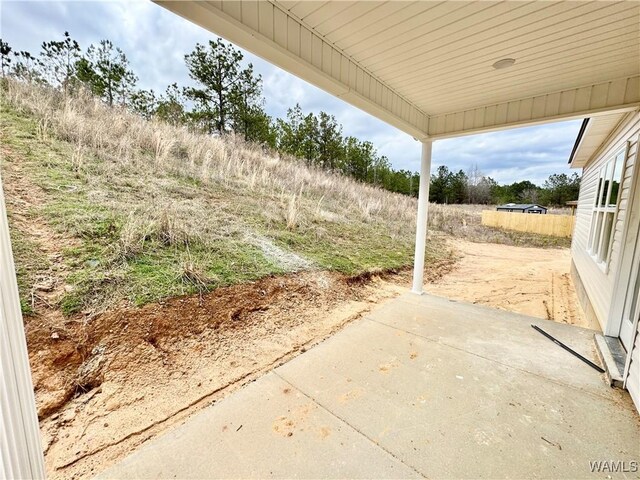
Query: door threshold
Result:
<box><xmin>594</xmin><ymin>334</ymin><xmax>626</xmax><ymax>388</ymax></box>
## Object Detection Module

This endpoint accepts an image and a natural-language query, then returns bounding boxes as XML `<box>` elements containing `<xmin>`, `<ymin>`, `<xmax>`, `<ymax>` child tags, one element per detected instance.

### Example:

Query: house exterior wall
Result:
<box><xmin>0</xmin><ymin>177</ymin><xmax>46</xmax><ymax>478</ymax></box>
<box><xmin>571</xmin><ymin>111</ymin><xmax>640</xmax><ymax>413</ymax></box>
<box><xmin>571</xmin><ymin>112</ymin><xmax>639</xmax><ymax>330</ymax></box>
<box><xmin>569</xmin><ymin>259</ymin><xmax>600</xmax><ymax>330</ymax></box>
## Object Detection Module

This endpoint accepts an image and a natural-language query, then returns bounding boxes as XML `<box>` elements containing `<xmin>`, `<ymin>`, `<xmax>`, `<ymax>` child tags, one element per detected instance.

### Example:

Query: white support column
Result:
<box><xmin>412</xmin><ymin>140</ymin><xmax>433</xmax><ymax>294</ymax></box>
<box><xmin>0</xmin><ymin>174</ymin><xmax>46</xmax><ymax>479</ymax></box>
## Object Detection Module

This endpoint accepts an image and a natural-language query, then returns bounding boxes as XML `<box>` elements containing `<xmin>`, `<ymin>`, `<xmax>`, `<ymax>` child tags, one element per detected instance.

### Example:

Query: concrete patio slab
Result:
<box><xmin>277</xmin><ymin>314</ymin><xmax>639</xmax><ymax>478</ymax></box>
<box><xmin>99</xmin><ymin>294</ymin><xmax>640</xmax><ymax>479</ymax></box>
<box><xmin>98</xmin><ymin>372</ymin><xmax>420</xmax><ymax>479</ymax></box>
<box><xmin>371</xmin><ymin>293</ymin><xmax>614</xmax><ymax>400</ymax></box>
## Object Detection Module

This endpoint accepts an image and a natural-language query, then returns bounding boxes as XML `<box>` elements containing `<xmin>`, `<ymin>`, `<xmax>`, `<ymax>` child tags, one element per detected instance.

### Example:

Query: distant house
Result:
<box><xmin>496</xmin><ymin>203</ymin><xmax>548</xmax><ymax>214</ymax></box>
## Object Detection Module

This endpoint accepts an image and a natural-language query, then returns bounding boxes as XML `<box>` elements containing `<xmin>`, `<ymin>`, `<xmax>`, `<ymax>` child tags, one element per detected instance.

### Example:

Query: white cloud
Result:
<box><xmin>433</xmin><ymin>120</ymin><xmax>582</xmax><ymax>184</ymax></box>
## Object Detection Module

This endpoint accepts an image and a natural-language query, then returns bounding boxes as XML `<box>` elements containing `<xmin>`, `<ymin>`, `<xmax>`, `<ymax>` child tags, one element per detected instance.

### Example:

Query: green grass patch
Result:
<box><xmin>7</xmin><ymin>227</ymin><xmax>50</xmax><ymax>315</ymax></box>
<box><xmin>43</xmin><ymin>200</ymin><xmax>122</xmax><ymax>241</ymax></box>
<box><xmin>269</xmin><ymin>218</ymin><xmax>422</xmax><ymax>275</ymax></box>
<box><xmin>123</xmin><ymin>240</ymin><xmax>281</xmax><ymax>307</ymax></box>
<box><xmin>59</xmin><ymin>239</ymin><xmax>281</xmax><ymax>314</ymax></box>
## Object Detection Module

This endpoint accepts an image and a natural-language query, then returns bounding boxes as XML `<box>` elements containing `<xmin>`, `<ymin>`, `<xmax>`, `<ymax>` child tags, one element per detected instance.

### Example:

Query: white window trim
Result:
<box><xmin>587</xmin><ymin>144</ymin><xmax>629</xmax><ymax>274</ymax></box>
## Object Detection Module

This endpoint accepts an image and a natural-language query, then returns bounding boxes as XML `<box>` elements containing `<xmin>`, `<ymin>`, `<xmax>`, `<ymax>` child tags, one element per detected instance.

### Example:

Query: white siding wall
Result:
<box><xmin>571</xmin><ymin>112</ymin><xmax>640</xmax><ymax>330</ymax></box>
<box><xmin>628</xmin><ymin>328</ymin><xmax>640</xmax><ymax>412</ymax></box>
<box><xmin>0</xmin><ymin>178</ymin><xmax>46</xmax><ymax>478</ymax></box>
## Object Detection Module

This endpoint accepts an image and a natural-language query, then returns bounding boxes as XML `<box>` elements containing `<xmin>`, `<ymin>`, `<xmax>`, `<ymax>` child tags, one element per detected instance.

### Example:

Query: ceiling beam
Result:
<box><xmin>426</xmin><ymin>76</ymin><xmax>640</xmax><ymax>139</ymax></box>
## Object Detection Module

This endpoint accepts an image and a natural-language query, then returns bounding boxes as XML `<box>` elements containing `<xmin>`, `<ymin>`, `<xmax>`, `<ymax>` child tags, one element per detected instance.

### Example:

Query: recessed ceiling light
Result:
<box><xmin>492</xmin><ymin>58</ymin><xmax>516</xmax><ymax>70</ymax></box>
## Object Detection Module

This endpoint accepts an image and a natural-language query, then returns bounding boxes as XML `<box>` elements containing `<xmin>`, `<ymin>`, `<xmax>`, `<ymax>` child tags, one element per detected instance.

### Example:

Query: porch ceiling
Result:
<box><xmin>156</xmin><ymin>1</ymin><xmax>640</xmax><ymax>139</ymax></box>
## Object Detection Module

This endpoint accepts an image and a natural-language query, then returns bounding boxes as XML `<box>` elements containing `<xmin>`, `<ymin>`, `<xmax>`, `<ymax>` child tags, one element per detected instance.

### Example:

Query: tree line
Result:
<box><xmin>429</xmin><ymin>165</ymin><xmax>580</xmax><ymax>206</ymax></box>
<box><xmin>0</xmin><ymin>34</ymin><xmax>579</xmax><ymax>205</ymax></box>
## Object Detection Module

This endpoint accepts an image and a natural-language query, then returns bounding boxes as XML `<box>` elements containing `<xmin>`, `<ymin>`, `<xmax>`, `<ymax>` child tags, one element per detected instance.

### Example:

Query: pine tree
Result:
<box><xmin>0</xmin><ymin>39</ymin><xmax>12</xmax><ymax>78</ymax></box>
<box><xmin>229</xmin><ymin>67</ymin><xmax>259</xmax><ymax>135</ymax></box>
<box><xmin>39</xmin><ymin>32</ymin><xmax>81</xmax><ymax>93</ymax></box>
<box><xmin>317</xmin><ymin>112</ymin><xmax>343</xmax><ymax>170</ymax></box>
<box><xmin>299</xmin><ymin>113</ymin><xmax>319</xmax><ymax>166</ymax></box>
<box><xmin>343</xmin><ymin>137</ymin><xmax>375</xmax><ymax>181</ymax></box>
<box><xmin>184</xmin><ymin>39</ymin><xmax>248</xmax><ymax>134</ymax></box>
<box><xmin>540</xmin><ymin>172</ymin><xmax>580</xmax><ymax>206</ymax></box>
<box><xmin>429</xmin><ymin>166</ymin><xmax>452</xmax><ymax>203</ymax></box>
<box><xmin>369</xmin><ymin>155</ymin><xmax>391</xmax><ymax>187</ymax></box>
<box><xmin>228</xmin><ymin>66</ymin><xmax>274</xmax><ymax>145</ymax></box>
<box><xmin>11</xmin><ymin>51</ymin><xmax>42</xmax><ymax>84</ymax></box>
<box><xmin>243</xmin><ymin>106</ymin><xmax>277</xmax><ymax>148</ymax></box>
<box><xmin>277</xmin><ymin>104</ymin><xmax>306</xmax><ymax>158</ymax></box>
<box><xmin>155</xmin><ymin>83</ymin><xmax>187</xmax><ymax>126</ymax></box>
<box><xmin>130</xmin><ymin>89</ymin><xmax>157</xmax><ymax>120</ymax></box>
<box><xmin>76</xmin><ymin>40</ymin><xmax>137</xmax><ymax>106</ymax></box>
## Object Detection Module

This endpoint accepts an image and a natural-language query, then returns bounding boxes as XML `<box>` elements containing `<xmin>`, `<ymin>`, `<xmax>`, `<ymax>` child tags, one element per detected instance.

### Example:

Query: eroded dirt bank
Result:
<box><xmin>428</xmin><ymin>239</ymin><xmax>592</xmax><ymax>329</ymax></box>
<box><xmin>31</xmin><ymin>265</ymin><xmax>453</xmax><ymax>479</ymax></box>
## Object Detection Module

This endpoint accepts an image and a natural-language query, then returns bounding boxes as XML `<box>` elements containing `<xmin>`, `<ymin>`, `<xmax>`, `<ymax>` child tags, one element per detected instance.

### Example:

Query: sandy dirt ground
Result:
<box><xmin>33</xmin><ymin>268</ymin><xmax>455</xmax><ymax>480</ymax></box>
<box><xmin>429</xmin><ymin>239</ymin><xmax>593</xmax><ymax>330</ymax></box>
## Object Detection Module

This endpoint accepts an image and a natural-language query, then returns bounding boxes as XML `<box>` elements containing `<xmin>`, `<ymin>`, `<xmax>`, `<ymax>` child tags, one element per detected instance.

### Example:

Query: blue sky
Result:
<box><xmin>0</xmin><ymin>0</ymin><xmax>583</xmax><ymax>185</ymax></box>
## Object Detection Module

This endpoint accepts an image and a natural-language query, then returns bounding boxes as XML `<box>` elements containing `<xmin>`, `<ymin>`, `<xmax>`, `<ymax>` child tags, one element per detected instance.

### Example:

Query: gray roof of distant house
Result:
<box><xmin>497</xmin><ymin>204</ymin><xmax>547</xmax><ymax>210</ymax></box>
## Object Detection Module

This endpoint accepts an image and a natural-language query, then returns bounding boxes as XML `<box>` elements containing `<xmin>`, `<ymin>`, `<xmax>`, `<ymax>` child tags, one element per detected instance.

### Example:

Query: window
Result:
<box><xmin>587</xmin><ymin>148</ymin><xmax>625</xmax><ymax>267</ymax></box>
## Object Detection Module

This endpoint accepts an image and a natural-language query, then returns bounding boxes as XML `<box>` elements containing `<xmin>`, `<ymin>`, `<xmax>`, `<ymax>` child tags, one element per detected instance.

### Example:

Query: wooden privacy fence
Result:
<box><xmin>481</xmin><ymin>210</ymin><xmax>576</xmax><ymax>238</ymax></box>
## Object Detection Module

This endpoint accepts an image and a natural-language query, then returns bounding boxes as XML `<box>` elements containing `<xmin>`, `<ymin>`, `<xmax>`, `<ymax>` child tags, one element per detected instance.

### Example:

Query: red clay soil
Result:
<box><xmin>26</xmin><ymin>269</ymin><xmax>404</xmax><ymax>419</ymax></box>
<box><xmin>30</xmin><ymin>265</ymin><xmax>453</xmax><ymax>479</ymax></box>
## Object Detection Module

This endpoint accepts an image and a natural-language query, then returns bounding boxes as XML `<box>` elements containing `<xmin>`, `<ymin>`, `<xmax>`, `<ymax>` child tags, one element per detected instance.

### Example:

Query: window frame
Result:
<box><xmin>587</xmin><ymin>146</ymin><xmax>629</xmax><ymax>273</ymax></box>
<box><xmin>587</xmin><ymin>145</ymin><xmax>628</xmax><ymax>273</ymax></box>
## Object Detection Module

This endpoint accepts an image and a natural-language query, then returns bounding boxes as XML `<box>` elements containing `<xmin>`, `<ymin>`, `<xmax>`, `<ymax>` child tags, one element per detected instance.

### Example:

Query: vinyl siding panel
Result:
<box><xmin>571</xmin><ymin>112</ymin><xmax>640</xmax><ymax>330</ymax></box>
<box><xmin>628</xmin><ymin>327</ymin><xmax>640</xmax><ymax>412</ymax></box>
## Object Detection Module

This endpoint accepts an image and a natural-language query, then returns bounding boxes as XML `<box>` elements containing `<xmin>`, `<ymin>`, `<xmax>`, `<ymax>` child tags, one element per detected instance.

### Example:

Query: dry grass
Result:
<box><xmin>1</xmin><ymin>80</ymin><xmax>428</xmax><ymax>314</ymax></box>
<box><xmin>1</xmin><ymin>80</ymin><xmax>569</xmax><ymax>315</ymax></box>
<box><xmin>3</xmin><ymin>80</ymin><xmax>418</xmax><ymax>230</ymax></box>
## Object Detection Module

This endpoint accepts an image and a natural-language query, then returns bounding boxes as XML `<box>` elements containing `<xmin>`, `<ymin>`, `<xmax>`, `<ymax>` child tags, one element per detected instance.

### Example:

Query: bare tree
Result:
<box><xmin>465</xmin><ymin>163</ymin><xmax>491</xmax><ymax>204</ymax></box>
<box><xmin>519</xmin><ymin>187</ymin><xmax>540</xmax><ymax>203</ymax></box>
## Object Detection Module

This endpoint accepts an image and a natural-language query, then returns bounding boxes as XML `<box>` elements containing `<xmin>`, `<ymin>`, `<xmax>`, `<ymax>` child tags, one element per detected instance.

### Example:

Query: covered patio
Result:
<box><xmin>3</xmin><ymin>1</ymin><xmax>640</xmax><ymax>477</ymax></box>
<box><xmin>99</xmin><ymin>293</ymin><xmax>640</xmax><ymax>479</ymax></box>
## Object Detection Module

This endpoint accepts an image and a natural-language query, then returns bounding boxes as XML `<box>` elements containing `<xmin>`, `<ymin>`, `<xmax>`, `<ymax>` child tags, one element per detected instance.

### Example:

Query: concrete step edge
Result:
<box><xmin>594</xmin><ymin>334</ymin><xmax>624</xmax><ymax>388</ymax></box>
